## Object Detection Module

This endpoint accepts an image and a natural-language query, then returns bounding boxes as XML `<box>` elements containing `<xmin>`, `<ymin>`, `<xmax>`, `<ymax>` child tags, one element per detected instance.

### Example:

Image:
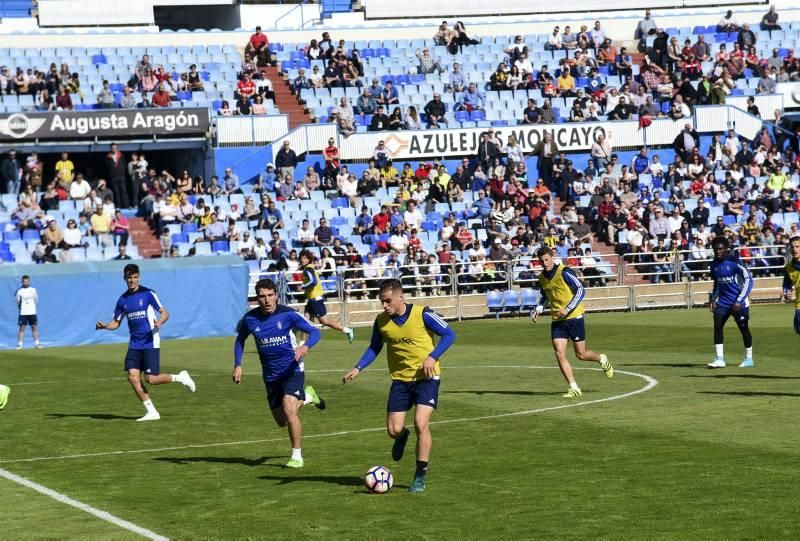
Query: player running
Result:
<box><xmin>707</xmin><ymin>237</ymin><xmax>754</xmax><ymax>368</ymax></box>
<box><xmin>233</xmin><ymin>278</ymin><xmax>326</xmax><ymax>469</ymax></box>
<box><xmin>15</xmin><ymin>275</ymin><xmax>41</xmax><ymax>349</ymax></box>
<box><xmin>298</xmin><ymin>249</ymin><xmax>354</xmax><ymax>343</ymax></box>
<box><xmin>531</xmin><ymin>247</ymin><xmax>614</xmax><ymax>398</ymax></box>
<box><xmin>342</xmin><ymin>279</ymin><xmax>456</xmax><ymax>493</ymax></box>
<box><xmin>782</xmin><ymin>236</ymin><xmax>800</xmax><ymax>335</ymax></box>
<box><xmin>0</xmin><ymin>384</ymin><xmax>9</xmax><ymax>410</ymax></box>
<box><xmin>95</xmin><ymin>264</ymin><xmax>196</xmax><ymax>421</ymax></box>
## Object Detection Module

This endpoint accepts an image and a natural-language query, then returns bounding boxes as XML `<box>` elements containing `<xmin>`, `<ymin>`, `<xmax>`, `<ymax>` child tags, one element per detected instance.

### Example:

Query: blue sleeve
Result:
<box><xmin>302</xmin><ymin>268</ymin><xmax>317</xmax><ymax>290</ymax></box>
<box><xmin>113</xmin><ymin>296</ymin><xmax>126</xmax><ymax>321</ymax></box>
<box><xmin>355</xmin><ymin>320</ymin><xmax>384</xmax><ymax>371</ymax></box>
<box><xmin>233</xmin><ymin>317</ymin><xmax>250</xmax><ymax>367</ymax></box>
<box><xmin>291</xmin><ymin>311</ymin><xmax>321</xmax><ymax>349</ymax></box>
<box><xmin>735</xmin><ymin>262</ymin><xmax>753</xmax><ymax>304</ymax></box>
<box><xmin>710</xmin><ymin>264</ymin><xmax>719</xmax><ymax>302</ymax></box>
<box><xmin>562</xmin><ymin>267</ymin><xmax>586</xmax><ymax>316</ymax></box>
<box><xmin>422</xmin><ymin>308</ymin><xmax>456</xmax><ymax>360</ymax></box>
<box><xmin>149</xmin><ymin>290</ymin><xmax>164</xmax><ymax>311</ymax></box>
<box><xmin>784</xmin><ymin>268</ymin><xmax>793</xmax><ymax>292</ymax></box>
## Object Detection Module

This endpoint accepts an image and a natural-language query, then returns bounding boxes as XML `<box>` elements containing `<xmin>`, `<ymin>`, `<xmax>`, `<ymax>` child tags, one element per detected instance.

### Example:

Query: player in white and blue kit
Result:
<box><xmin>96</xmin><ymin>264</ymin><xmax>196</xmax><ymax>421</ymax></box>
<box><xmin>15</xmin><ymin>275</ymin><xmax>41</xmax><ymax>349</ymax></box>
<box><xmin>708</xmin><ymin>237</ymin><xmax>754</xmax><ymax>368</ymax></box>
<box><xmin>233</xmin><ymin>278</ymin><xmax>325</xmax><ymax>469</ymax></box>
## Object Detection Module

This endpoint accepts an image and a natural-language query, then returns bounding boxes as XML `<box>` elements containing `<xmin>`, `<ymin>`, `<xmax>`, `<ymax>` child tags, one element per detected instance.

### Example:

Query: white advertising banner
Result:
<box><xmin>776</xmin><ymin>82</ymin><xmax>800</xmax><ymax>110</ymax></box>
<box><xmin>340</xmin><ymin>122</ymin><xmax>613</xmax><ymax>161</ymax></box>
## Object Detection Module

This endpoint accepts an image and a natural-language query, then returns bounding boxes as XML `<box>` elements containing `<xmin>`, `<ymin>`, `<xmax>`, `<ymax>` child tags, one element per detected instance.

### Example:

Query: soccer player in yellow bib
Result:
<box><xmin>531</xmin><ymin>247</ymin><xmax>614</xmax><ymax>398</ymax></box>
<box><xmin>298</xmin><ymin>250</ymin><xmax>354</xmax><ymax>343</ymax></box>
<box><xmin>0</xmin><ymin>384</ymin><xmax>9</xmax><ymax>410</ymax></box>
<box><xmin>342</xmin><ymin>279</ymin><xmax>456</xmax><ymax>493</ymax></box>
<box><xmin>782</xmin><ymin>236</ymin><xmax>800</xmax><ymax>335</ymax></box>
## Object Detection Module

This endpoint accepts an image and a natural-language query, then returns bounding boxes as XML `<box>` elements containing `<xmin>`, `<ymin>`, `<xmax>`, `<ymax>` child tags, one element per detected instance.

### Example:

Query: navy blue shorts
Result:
<box><xmin>387</xmin><ymin>378</ymin><xmax>440</xmax><ymax>413</ymax></box>
<box><xmin>551</xmin><ymin>317</ymin><xmax>586</xmax><ymax>342</ymax></box>
<box><xmin>18</xmin><ymin>314</ymin><xmax>37</xmax><ymax>326</ymax></box>
<box><xmin>264</xmin><ymin>370</ymin><xmax>305</xmax><ymax>410</ymax></box>
<box><xmin>124</xmin><ymin>348</ymin><xmax>161</xmax><ymax>375</ymax></box>
<box><xmin>715</xmin><ymin>305</ymin><xmax>750</xmax><ymax>326</ymax></box>
<box><xmin>305</xmin><ymin>299</ymin><xmax>327</xmax><ymax>318</ymax></box>
<box><xmin>794</xmin><ymin>310</ymin><xmax>800</xmax><ymax>335</ymax></box>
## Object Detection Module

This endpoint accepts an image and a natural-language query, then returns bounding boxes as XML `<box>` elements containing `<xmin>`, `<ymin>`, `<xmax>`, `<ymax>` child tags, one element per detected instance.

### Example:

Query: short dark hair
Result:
<box><xmin>255</xmin><ymin>278</ymin><xmax>277</xmax><ymax>294</ymax></box>
<box><xmin>299</xmin><ymin>249</ymin><xmax>316</xmax><ymax>262</ymax></box>
<box><xmin>789</xmin><ymin>236</ymin><xmax>800</xmax><ymax>244</ymax></box>
<box><xmin>536</xmin><ymin>246</ymin><xmax>552</xmax><ymax>258</ymax></box>
<box><xmin>378</xmin><ymin>278</ymin><xmax>403</xmax><ymax>295</ymax></box>
<box><xmin>123</xmin><ymin>264</ymin><xmax>139</xmax><ymax>277</ymax></box>
<box><xmin>21</xmin><ymin>274</ymin><xmax>30</xmax><ymax>280</ymax></box>
<box><xmin>712</xmin><ymin>237</ymin><xmax>729</xmax><ymax>249</ymax></box>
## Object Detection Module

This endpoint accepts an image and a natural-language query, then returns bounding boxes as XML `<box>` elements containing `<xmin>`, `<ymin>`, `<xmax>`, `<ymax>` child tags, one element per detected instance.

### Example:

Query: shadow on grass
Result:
<box><xmin>259</xmin><ymin>474</ymin><xmax>367</xmax><ymax>487</ymax></box>
<box><xmin>621</xmin><ymin>363</ymin><xmax>697</xmax><ymax>368</ymax></box>
<box><xmin>153</xmin><ymin>456</ymin><xmax>279</xmax><ymax>466</ymax></box>
<box><xmin>698</xmin><ymin>391</ymin><xmax>800</xmax><ymax>398</ymax></box>
<box><xmin>445</xmin><ymin>390</ymin><xmax>565</xmax><ymax>396</ymax></box>
<box><xmin>46</xmin><ymin>412</ymin><xmax>140</xmax><ymax>421</ymax></box>
<box><xmin>684</xmin><ymin>374</ymin><xmax>800</xmax><ymax>380</ymax></box>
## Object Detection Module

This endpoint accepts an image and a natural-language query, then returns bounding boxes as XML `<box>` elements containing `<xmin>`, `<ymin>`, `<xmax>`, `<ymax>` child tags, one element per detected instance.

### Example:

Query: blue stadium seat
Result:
<box><xmin>502</xmin><ymin>290</ymin><xmax>522</xmax><ymax>314</ymax></box>
<box><xmin>520</xmin><ymin>289</ymin><xmax>538</xmax><ymax>311</ymax></box>
<box><xmin>486</xmin><ymin>290</ymin><xmax>503</xmax><ymax>318</ymax></box>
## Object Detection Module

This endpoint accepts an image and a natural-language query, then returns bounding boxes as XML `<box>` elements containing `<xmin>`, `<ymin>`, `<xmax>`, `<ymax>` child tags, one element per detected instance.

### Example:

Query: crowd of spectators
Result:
<box><xmin>284</xmin><ymin>7</ymin><xmax>799</xmax><ymax>135</ymax></box>
<box><xmin>0</xmin><ymin>52</ymin><xmax>215</xmax><ymax>111</ymax></box>
<box><xmin>0</xmin><ymin>149</ymin><xmax>134</xmax><ymax>263</ymax></box>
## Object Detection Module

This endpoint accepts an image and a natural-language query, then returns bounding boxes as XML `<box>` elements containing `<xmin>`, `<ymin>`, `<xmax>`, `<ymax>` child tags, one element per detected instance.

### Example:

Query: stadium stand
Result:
<box><xmin>0</xmin><ymin>2</ymin><xmax>798</xmax><ymax>314</ymax></box>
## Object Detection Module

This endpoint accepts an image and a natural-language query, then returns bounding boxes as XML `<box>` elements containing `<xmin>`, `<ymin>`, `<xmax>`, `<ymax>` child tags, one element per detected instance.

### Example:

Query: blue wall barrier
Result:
<box><xmin>214</xmin><ymin>146</ymin><xmax>273</xmax><ymax>184</ymax></box>
<box><xmin>0</xmin><ymin>255</ymin><xmax>249</xmax><ymax>350</ymax></box>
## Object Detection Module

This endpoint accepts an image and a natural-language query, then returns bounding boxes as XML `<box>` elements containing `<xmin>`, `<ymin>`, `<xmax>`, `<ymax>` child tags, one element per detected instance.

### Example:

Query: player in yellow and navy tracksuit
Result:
<box><xmin>783</xmin><ymin>236</ymin><xmax>800</xmax><ymax>336</ymax></box>
<box><xmin>531</xmin><ymin>247</ymin><xmax>614</xmax><ymax>398</ymax></box>
<box><xmin>298</xmin><ymin>250</ymin><xmax>354</xmax><ymax>343</ymax></box>
<box><xmin>342</xmin><ymin>279</ymin><xmax>456</xmax><ymax>494</ymax></box>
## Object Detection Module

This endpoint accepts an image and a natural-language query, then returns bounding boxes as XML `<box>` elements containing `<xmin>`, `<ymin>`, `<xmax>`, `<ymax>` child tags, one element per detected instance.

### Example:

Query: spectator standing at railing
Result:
<box><xmin>106</xmin><ymin>144</ymin><xmax>128</xmax><ymax>209</ymax></box>
<box><xmin>275</xmin><ymin>141</ymin><xmax>298</xmax><ymax>181</ymax></box>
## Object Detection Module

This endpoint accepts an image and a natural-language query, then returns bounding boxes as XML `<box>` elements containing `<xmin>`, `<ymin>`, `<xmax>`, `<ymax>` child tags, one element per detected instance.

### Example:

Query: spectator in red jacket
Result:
<box><xmin>372</xmin><ymin>205</ymin><xmax>391</xmax><ymax>233</ymax></box>
<box><xmin>246</xmin><ymin>26</ymin><xmax>270</xmax><ymax>67</ymax></box>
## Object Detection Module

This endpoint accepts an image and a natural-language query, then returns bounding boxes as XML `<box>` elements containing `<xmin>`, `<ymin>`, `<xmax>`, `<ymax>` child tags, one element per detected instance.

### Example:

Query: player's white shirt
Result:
<box><xmin>16</xmin><ymin>286</ymin><xmax>38</xmax><ymax>316</ymax></box>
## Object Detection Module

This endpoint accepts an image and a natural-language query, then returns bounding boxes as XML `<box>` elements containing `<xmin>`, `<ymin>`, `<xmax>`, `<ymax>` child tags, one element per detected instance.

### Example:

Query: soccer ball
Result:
<box><xmin>364</xmin><ymin>465</ymin><xmax>393</xmax><ymax>494</ymax></box>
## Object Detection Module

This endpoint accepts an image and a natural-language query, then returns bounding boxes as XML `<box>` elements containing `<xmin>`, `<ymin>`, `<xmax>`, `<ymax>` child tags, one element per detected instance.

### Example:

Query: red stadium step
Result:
<box><xmin>128</xmin><ymin>217</ymin><xmax>162</xmax><ymax>259</ymax></box>
<box><xmin>261</xmin><ymin>66</ymin><xmax>313</xmax><ymax>129</ymax></box>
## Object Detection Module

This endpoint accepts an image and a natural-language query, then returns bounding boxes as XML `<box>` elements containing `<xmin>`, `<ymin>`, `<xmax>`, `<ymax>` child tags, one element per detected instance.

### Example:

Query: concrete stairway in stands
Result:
<box><xmin>129</xmin><ymin>217</ymin><xmax>161</xmax><ymax>259</ymax></box>
<box><xmin>262</xmin><ymin>65</ymin><xmax>314</xmax><ymax>129</ymax></box>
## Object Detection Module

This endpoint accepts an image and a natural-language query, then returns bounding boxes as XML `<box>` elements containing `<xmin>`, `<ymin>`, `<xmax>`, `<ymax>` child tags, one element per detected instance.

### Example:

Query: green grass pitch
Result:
<box><xmin>1</xmin><ymin>306</ymin><xmax>798</xmax><ymax>539</ymax></box>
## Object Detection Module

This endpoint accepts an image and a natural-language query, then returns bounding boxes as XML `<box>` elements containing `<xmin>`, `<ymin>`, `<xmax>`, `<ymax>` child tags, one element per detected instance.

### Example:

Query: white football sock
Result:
<box><xmin>745</xmin><ymin>347</ymin><xmax>753</xmax><ymax>359</ymax></box>
<box><xmin>142</xmin><ymin>399</ymin><xmax>158</xmax><ymax>414</ymax></box>
<box><xmin>715</xmin><ymin>344</ymin><xmax>724</xmax><ymax>359</ymax></box>
<box><xmin>343</xmin><ymin>327</ymin><xmax>352</xmax><ymax>334</ymax></box>
<box><xmin>170</xmin><ymin>373</ymin><xmax>180</xmax><ymax>383</ymax></box>
<box><xmin>291</xmin><ymin>448</ymin><xmax>302</xmax><ymax>460</ymax></box>
<box><xmin>303</xmin><ymin>396</ymin><xmax>313</xmax><ymax>405</ymax></box>
<box><xmin>569</xmin><ymin>381</ymin><xmax>580</xmax><ymax>391</ymax></box>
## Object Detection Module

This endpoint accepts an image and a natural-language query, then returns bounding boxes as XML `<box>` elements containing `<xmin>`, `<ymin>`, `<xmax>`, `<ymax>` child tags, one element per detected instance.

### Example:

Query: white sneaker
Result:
<box><xmin>345</xmin><ymin>327</ymin><xmax>354</xmax><ymax>344</ymax></box>
<box><xmin>35</xmin><ymin>343</ymin><xmax>42</xmax><ymax>349</ymax></box>
<box><xmin>707</xmin><ymin>359</ymin><xmax>726</xmax><ymax>369</ymax></box>
<box><xmin>16</xmin><ymin>345</ymin><xmax>21</xmax><ymax>350</ymax></box>
<box><xmin>137</xmin><ymin>411</ymin><xmax>161</xmax><ymax>422</ymax></box>
<box><xmin>178</xmin><ymin>370</ymin><xmax>196</xmax><ymax>393</ymax></box>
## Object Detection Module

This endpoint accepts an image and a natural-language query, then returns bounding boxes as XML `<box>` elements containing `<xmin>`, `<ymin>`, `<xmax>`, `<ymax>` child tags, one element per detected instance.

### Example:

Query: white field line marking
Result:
<box><xmin>0</xmin><ymin>367</ymin><xmax>657</xmax><ymax>465</ymax></box>
<box><xmin>0</xmin><ymin>467</ymin><xmax>169</xmax><ymax>541</ymax></box>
